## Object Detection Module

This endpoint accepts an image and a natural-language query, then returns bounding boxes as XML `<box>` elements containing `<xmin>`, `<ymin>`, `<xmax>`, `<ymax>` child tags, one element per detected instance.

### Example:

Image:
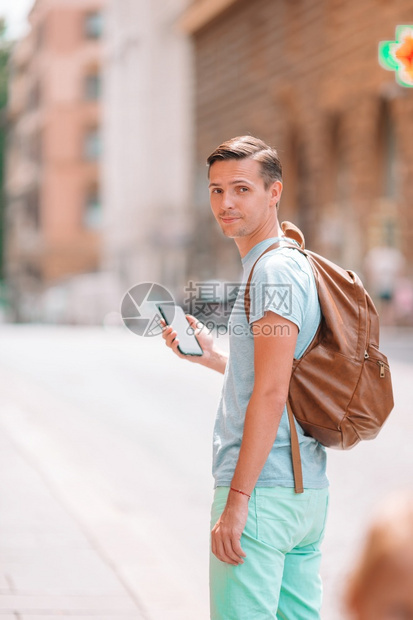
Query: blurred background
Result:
<box><xmin>0</xmin><ymin>0</ymin><xmax>412</xmax><ymax>324</ymax></box>
<box><xmin>0</xmin><ymin>2</ymin><xmax>412</xmax><ymax>620</ymax></box>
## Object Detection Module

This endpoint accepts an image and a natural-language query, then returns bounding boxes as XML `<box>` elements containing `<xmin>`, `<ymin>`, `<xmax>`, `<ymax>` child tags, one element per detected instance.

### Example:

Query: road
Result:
<box><xmin>0</xmin><ymin>325</ymin><xmax>412</xmax><ymax>619</ymax></box>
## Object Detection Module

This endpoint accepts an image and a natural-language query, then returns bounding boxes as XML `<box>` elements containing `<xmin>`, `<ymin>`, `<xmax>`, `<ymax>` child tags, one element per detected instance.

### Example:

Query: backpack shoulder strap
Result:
<box><xmin>244</xmin><ymin>241</ymin><xmax>282</xmax><ymax>323</ymax></box>
<box><xmin>244</xmin><ymin>224</ymin><xmax>306</xmax><ymax>323</ymax></box>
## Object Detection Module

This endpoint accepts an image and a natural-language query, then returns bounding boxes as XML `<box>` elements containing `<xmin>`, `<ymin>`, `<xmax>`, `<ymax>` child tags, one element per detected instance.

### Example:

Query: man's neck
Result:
<box><xmin>235</xmin><ymin>221</ymin><xmax>284</xmax><ymax>258</ymax></box>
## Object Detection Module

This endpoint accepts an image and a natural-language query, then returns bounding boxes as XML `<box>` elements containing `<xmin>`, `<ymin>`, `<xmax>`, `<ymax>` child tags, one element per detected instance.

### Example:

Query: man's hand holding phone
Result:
<box><xmin>160</xmin><ymin>307</ymin><xmax>228</xmax><ymax>375</ymax></box>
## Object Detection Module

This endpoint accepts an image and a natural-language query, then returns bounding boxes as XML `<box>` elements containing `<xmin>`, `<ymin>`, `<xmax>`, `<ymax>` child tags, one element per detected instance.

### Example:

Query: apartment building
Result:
<box><xmin>6</xmin><ymin>0</ymin><xmax>105</xmax><ymax>321</ymax></box>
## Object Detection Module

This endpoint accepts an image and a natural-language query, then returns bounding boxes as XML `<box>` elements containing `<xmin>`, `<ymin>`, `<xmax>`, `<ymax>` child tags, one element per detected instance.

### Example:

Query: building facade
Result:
<box><xmin>101</xmin><ymin>0</ymin><xmax>194</xmax><ymax>309</ymax></box>
<box><xmin>179</xmin><ymin>0</ymin><xmax>413</xmax><ymax>294</ymax></box>
<box><xmin>5</xmin><ymin>0</ymin><xmax>105</xmax><ymax>321</ymax></box>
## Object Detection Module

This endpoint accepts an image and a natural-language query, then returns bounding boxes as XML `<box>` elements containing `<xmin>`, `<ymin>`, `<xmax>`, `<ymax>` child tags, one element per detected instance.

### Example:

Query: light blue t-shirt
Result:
<box><xmin>212</xmin><ymin>236</ymin><xmax>329</xmax><ymax>489</ymax></box>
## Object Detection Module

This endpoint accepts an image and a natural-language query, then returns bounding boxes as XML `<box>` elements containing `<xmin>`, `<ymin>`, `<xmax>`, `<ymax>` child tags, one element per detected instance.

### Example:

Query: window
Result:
<box><xmin>83</xmin><ymin>187</ymin><xmax>102</xmax><ymax>229</ymax></box>
<box><xmin>84</xmin><ymin>11</ymin><xmax>103</xmax><ymax>39</ymax></box>
<box><xmin>380</xmin><ymin>104</ymin><xmax>398</xmax><ymax>200</ymax></box>
<box><xmin>27</xmin><ymin>81</ymin><xmax>41</xmax><ymax>111</ymax></box>
<box><xmin>26</xmin><ymin>188</ymin><xmax>40</xmax><ymax>228</ymax></box>
<box><xmin>36</xmin><ymin>23</ymin><xmax>45</xmax><ymax>49</ymax></box>
<box><xmin>325</xmin><ymin>115</ymin><xmax>350</xmax><ymax>207</ymax></box>
<box><xmin>287</xmin><ymin>129</ymin><xmax>311</xmax><ymax>234</ymax></box>
<box><xmin>374</xmin><ymin>101</ymin><xmax>400</xmax><ymax>249</ymax></box>
<box><xmin>83</xmin><ymin>127</ymin><xmax>101</xmax><ymax>160</ymax></box>
<box><xmin>27</xmin><ymin>132</ymin><xmax>42</xmax><ymax>163</ymax></box>
<box><xmin>84</xmin><ymin>72</ymin><xmax>101</xmax><ymax>100</ymax></box>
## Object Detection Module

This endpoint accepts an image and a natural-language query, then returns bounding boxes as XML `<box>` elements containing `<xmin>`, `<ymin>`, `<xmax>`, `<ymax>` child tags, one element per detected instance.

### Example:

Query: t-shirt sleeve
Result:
<box><xmin>247</xmin><ymin>251</ymin><xmax>310</xmax><ymax>330</ymax></box>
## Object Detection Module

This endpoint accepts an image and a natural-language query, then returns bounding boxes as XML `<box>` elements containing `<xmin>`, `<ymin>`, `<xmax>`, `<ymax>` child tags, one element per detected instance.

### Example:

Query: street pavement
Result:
<box><xmin>0</xmin><ymin>324</ymin><xmax>412</xmax><ymax>620</ymax></box>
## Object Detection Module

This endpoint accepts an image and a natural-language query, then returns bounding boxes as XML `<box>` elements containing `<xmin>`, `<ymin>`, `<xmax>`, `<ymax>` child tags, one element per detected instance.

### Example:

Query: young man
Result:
<box><xmin>162</xmin><ymin>136</ymin><xmax>329</xmax><ymax>619</ymax></box>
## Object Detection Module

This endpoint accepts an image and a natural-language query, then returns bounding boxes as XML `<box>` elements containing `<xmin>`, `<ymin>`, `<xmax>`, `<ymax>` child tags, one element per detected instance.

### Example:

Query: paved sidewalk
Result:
<box><xmin>0</xmin><ymin>427</ymin><xmax>146</xmax><ymax>619</ymax></box>
<box><xmin>0</xmin><ymin>327</ymin><xmax>212</xmax><ymax>620</ymax></box>
<box><xmin>0</xmin><ymin>325</ymin><xmax>412</xmax><ymax>620</ymax></box>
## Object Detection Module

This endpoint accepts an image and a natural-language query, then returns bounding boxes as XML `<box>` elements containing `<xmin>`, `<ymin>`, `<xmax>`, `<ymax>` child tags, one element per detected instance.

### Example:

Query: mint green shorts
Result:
<box><xmin>209</xmin><ymin>486</ymin><xmax>329</xmax><ymax>620</ymax></box>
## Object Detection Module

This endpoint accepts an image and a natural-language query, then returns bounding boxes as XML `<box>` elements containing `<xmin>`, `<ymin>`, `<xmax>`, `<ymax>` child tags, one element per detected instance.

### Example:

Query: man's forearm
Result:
<box><xmin>198</xmin><ymin>348</ymin><xmax>228</xmax><ymax>374</ymax></box>
<box><xmin>230</xmin><ymin>390</ymin><xmax>286</xmax><ymax>494</ymax></box>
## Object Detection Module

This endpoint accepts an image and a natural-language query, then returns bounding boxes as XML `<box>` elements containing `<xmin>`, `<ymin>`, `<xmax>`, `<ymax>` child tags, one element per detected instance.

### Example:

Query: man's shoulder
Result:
<box><xmin>253</xmin><ymin>246</ymin><xmax>312</xmax><ymax>283</ymax></box>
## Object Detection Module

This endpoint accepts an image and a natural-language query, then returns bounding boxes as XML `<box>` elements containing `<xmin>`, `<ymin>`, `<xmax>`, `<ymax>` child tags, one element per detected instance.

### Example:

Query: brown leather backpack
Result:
<box><xmin>244</xmin><ymin>221</ymin><xmax>394</xmax><ymax>493</ymax></box>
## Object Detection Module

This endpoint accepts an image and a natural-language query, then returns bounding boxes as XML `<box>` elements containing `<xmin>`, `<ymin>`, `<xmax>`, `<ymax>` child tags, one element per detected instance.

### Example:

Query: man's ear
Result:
<box><xmin>270</xmin><ymin>180</ymin><xmax>283</xmax><ymax>207</ymax></box>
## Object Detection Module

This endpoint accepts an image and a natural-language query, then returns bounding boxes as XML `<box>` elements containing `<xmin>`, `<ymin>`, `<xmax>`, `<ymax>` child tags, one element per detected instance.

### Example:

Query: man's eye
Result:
<box><xmin>239</xmin><ymin>187</ymin><xmax>249</xmax><ymax>193</ymax></box>
<box><xmin>212</xmin><ymin>188</ymin><xmax>223</xmax><ymax>194</ymax></box>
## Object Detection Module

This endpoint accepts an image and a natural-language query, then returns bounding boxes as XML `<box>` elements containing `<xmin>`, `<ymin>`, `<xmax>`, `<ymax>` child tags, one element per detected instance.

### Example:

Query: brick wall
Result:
<box><xmin>189</xmin><ymin>0</ymin><xmax>413</xmax><ymax>283</ymax></box>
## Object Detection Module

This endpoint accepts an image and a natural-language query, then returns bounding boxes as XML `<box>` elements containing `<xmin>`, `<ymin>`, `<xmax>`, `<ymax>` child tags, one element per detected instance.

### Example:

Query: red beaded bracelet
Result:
<box><xmin>230</xmin><ymin>487</ymin><xmax>251</xmax><ymax>500</ymax></box>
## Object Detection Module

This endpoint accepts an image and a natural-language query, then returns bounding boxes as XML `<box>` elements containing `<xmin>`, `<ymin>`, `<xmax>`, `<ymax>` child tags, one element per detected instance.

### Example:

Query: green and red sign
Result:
<box><xmin>379</xmin><ymin>26</ymin><xmax>413</xmax><ymax>87</ymax></box>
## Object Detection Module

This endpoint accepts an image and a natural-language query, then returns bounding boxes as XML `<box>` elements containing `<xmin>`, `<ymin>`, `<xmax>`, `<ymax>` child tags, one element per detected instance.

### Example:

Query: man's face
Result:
<box><xmin>208</xmin><ymin>158</ymin><xmax>282</xmax><ymax>239</ymax></box>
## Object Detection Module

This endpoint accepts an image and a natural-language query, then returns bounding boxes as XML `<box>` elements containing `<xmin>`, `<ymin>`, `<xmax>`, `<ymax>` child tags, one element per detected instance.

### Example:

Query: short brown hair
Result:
<box><xmin>207</xmin><ymin>135</ymin><xmax>283</xmax><ymax>189</ymax></box>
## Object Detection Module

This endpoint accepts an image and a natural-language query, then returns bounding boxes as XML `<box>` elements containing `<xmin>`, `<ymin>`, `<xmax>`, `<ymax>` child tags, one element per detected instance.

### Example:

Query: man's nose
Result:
<box><xmin>221</xmin><ymin>191</ymin><xmax>235</xmax><ymax>210</ymax></box>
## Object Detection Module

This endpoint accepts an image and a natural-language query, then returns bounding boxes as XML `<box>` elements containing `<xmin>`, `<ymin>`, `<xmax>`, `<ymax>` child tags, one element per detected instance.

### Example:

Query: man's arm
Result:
<box><xmin>162</xmin><ymin>314</ymin><xmax>228</xmax><ymax>374</ymax></box>
<box><xmin>211</xmin><ymin>310</ymin><xmax>298</xmax><ymax>564</ymax></box>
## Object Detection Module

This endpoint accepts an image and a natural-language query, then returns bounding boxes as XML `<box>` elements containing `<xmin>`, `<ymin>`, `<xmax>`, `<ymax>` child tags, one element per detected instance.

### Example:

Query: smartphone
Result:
<box><xmin>158</xmin><ymin>304</ymin><xmax>203</xmax><ymax>356</ymax></box>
